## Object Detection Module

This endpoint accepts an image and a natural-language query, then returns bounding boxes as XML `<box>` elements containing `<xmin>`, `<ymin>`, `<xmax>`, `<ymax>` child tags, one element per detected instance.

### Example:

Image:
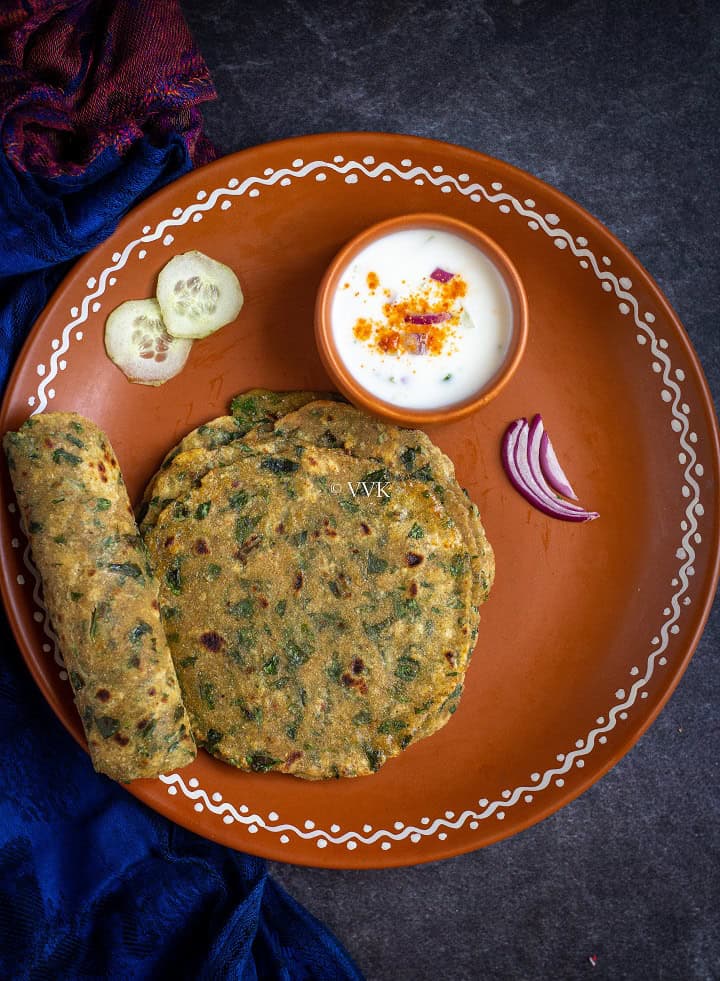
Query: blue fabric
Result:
<box><xmin>0</xmin><ymin>652</ymin><xmax>361</xmax><ymax>980</ymax></box>
<box><xmin>0</xmin><ymin>2</ymin><xmax>363</xmax><ymax>979</ymax></box>
<box><xmin>0</xmin><ymin>135</ymin><xmax>196</xmax><ymax>385</ymax></box>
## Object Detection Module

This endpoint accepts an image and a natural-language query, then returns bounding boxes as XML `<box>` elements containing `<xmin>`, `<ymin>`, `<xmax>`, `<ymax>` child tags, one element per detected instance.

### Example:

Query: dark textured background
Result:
<box><xmin>181</xmin><ymin>2</ymin><xmax>719</xmax><ymax>978</ymax></box>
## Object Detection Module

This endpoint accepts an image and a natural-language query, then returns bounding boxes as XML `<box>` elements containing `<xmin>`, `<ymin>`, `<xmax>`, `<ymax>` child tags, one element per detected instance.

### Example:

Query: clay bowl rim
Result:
<box><xmin>314</xmin><ymin>211</ymin><xmax>529</xmax><ymax>426</ymax></box>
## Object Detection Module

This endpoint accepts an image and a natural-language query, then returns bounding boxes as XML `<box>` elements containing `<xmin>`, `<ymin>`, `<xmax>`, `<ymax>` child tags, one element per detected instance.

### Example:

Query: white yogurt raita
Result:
<box><xmin>330</xmin><ymin>228</ymin><xmax>513</xmax><ymax>410</ymax></box>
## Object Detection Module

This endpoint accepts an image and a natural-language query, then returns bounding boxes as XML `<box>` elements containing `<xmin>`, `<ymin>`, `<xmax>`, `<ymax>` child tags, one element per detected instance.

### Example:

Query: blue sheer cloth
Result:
<box><xmin>0</xmin><ymin>654</ymin><xmax>360</xmax><ymax>979</ymax></box>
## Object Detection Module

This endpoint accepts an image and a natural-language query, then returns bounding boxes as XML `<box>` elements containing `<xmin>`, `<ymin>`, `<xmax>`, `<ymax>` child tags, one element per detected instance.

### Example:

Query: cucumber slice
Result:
<box><xmin>156</xmin><ymin>251</ymin><xmax>244</xmax><ymax>340</ymax></box>
<box><xmin>104</xmin><ymin>299</ymin><xmax>192</xmax><ymax>386</ymax></box>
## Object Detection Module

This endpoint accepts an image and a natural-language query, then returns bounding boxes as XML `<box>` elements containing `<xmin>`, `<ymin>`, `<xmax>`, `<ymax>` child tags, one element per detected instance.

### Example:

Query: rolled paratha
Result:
<box><xmin>4</xmin><ymin>412</ymin><xmax>196</xmax><ymax>782</ymax></box>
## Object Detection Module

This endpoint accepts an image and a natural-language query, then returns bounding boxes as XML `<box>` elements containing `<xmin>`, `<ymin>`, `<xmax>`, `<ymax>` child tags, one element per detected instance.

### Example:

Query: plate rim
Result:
<box><xmin>1</xmin><ymin>130</ymin><xmax>718</xmax><ymax>868</ymax></box>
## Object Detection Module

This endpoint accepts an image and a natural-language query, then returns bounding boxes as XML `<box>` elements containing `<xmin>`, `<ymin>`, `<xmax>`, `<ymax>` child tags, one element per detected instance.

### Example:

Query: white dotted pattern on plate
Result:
<box><xmin>10</xmin><ymin>154</ymin><xmax>706</xmax><ymax>852</ymax></box>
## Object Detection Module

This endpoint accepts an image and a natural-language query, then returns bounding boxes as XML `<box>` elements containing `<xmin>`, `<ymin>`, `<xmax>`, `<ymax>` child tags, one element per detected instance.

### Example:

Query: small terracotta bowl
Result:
<box><xmin>314</xmin><ymin>212</ymin><xmax>529</xmax><ymax>427</ymax></box>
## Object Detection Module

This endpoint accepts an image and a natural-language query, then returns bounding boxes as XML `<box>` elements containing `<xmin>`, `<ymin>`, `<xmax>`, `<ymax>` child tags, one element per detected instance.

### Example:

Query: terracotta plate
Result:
<box><xmin>1</xmin><ymin>134</ymin><xmax>718</xmax><ymax>869</ymax></box>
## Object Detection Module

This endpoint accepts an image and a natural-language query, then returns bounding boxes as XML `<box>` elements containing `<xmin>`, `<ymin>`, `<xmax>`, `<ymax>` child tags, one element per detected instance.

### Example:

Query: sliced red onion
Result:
<box><xmin>527</xmin><ymin>416</ymin><xmax>578</xmax><ymax>507</ymax></box>
<box><xmin>501</xmin><ymin>418</ymin><xmax>599</xmax><ymax>522</ymax></box>
<box><xmin>404</xmin><ymin>331</ymin><xmax>428</xmax><ymax>355</ymax></box>
<box><xmin>533</xmin><ymin>415</ymin><xmax>578</xmax><ymax>500</ymax></box>
<box><xmin>404</xmin><ymin>311</ymin><xmax>450</xmax><ymax>325</ymax></box>
<box><xmin>516</xmin><ymin>421</ymin><xmax>590</xmax><ymax>519</ymax></box>
<box><xmin>430</xmin><ymin>267</ymin><xmax>454</xmax><ymax>283</ymax></box>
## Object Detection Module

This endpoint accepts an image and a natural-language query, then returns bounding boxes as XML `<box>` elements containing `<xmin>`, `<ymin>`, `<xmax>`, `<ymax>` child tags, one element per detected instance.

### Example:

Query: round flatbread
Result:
<box><xmin>138</xmin><ymin>389</ymin><xmax>341</xmax><ymax>530</ymax></box>
<box><xmin>255</xmin><ymin>400</ymin><xmax>495</xmax><ymax>637</ymax></box>
<box><xmin>143</xmin><ymin>445</ymin><xmax>474</xmax><ymax>779</ymax></box>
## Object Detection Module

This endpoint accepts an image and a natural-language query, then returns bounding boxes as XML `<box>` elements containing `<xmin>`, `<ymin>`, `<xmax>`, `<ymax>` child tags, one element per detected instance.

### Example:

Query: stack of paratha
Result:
<box><xmin>140</xmin><ymin>390</ymin><xmax>494</xmax><ymax>779</ymax></box>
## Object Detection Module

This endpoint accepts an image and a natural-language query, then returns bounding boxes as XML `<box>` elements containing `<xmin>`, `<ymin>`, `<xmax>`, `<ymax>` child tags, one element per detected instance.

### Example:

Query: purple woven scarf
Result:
<box><xmin>0</xmin><ymin>0</ymin><xmax>216</xmax><ymax>176</ymax></box>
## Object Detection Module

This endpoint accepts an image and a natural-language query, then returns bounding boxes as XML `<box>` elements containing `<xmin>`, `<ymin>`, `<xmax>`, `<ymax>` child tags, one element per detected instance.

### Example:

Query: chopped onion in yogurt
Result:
<box><xmin>331</xmin><ymin>228</ymin><xmax>512</xmax><ymax>409</ymax></box>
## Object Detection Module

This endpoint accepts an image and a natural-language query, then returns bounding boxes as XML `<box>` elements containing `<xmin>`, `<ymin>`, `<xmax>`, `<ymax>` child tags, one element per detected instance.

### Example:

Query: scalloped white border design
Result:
<box><xmin>9</xmin><ymin>153</ymin><xmax>706</xmax><ymax>854</ymax></box>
